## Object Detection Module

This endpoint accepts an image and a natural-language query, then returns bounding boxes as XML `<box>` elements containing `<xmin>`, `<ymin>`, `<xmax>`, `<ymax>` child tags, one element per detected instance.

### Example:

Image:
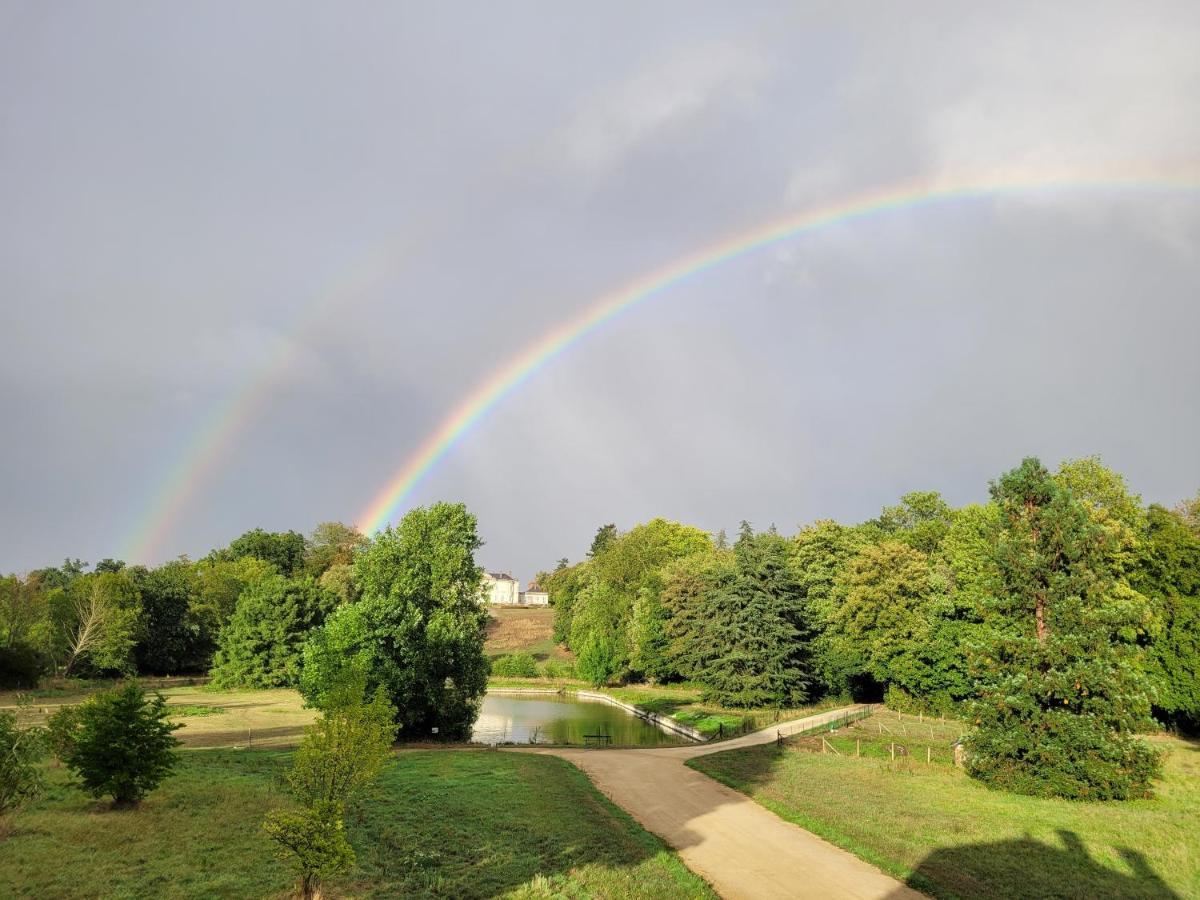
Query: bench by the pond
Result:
<box><xmin>583</xmin><ymin>733</ymin><xmax>612</xmax><ymax>747</ymax></box>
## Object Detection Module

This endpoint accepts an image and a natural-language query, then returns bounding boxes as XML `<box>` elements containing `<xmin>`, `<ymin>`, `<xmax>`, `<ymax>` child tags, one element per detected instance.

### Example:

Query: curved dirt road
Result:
<box><xmin>517</xmin><ymin>706</ymin><xmax>922</xmax><ymax>900</ymax></box>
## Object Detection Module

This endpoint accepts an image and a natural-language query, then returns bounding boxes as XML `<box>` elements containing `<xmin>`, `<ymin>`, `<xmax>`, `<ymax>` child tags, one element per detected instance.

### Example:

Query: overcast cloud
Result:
<box><xmin>2</xmin><ymin>1</ymin><xmax>1198</xmax><ymax>579</ymax></box>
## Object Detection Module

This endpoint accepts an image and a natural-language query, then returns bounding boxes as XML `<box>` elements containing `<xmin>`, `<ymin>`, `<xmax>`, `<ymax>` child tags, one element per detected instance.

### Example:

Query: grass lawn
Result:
<box><xmin>3</xmin><ymin>682</ymin><xmax>317</xmax><ymax>749</ymax></box>
<box><xmin>0</xmin><ymin>749</ymin><xmax>713</xmax><ymax>899</ymax></box>
<box><xmin>690</xmin><ymin>712</ymin><xmax>1199</xmax><ymax>899</ymax></box>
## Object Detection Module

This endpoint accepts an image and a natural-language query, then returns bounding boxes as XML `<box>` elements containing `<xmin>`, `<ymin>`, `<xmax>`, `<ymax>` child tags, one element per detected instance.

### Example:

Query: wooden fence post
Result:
<box><xmin>926</xmin><ymin>747</ymin><xmax>931</xmax><ymax>764</ymax></box>
<box><xmin>890</xmin><ymin>742</ymin><xmax>895</xmax><ymax>762</ymax></box>
<box><xmin>856</xmin><ymin>739</ymin><xmax>861</xmax><ymax>757</ymax></box>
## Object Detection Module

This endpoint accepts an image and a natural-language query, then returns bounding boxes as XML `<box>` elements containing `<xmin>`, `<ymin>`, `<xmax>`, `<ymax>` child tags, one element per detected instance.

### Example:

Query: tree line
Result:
<box><xmin>0</xmin><ymin>506</ymin><xmax>489</xmax><ymax>742</ymax></box>
<box><xmin>542</xmin><ymin>456</ymin><xmax>1199</xmax><ymax>799</ymax></box>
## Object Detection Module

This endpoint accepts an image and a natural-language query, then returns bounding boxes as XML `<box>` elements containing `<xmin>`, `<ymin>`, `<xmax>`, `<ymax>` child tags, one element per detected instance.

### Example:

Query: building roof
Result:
<box><xmin>485</xmin><ymin>571</ymin><xmax>516</xmax><ymax>582</ymax></box>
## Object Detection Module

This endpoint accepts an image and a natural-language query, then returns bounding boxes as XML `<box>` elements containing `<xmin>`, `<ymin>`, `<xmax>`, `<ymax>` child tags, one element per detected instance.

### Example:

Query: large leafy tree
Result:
<box><xmin>1132</xmin><ymin>505</ymin><xmax>1200</xmax><ymax>728</ymax></box>
<box><xmin>133</xmin><ymin>560</ymin><xmax>204</xmax><ymax>674</ymax></box>
<box><xmin>875</xmin><ymin>491</ymin><xmax>955</xmax><ymax>554</ymax></box>
<box><xmin>303</xmin><ymin>522</ymin><xmax>367</xmax><ymax>578</ymax></box>
<box><xmin>220</xmin><ymin>528</ymin><xmax>307</xmax><ymax>577</ymax></box>
<box><xmin>792</xmin><ymin>520</ymin><xmax>875</xmax><ymax>697</ymax></box>
<box><xmin>48</xmin><ymin>571</ymin><xmax>142</xmax><ymax>676</ymax></box>
<box><xmin>966</xmin><ymin>458</ymin><xmax>1160</xmax><ymax>800</ymax></box>
<box><xmin>570</xmin><ymin>519</ymin><xmax>710</xmax><ymax>682</ymax></box>
<box><xmin>300</xmin><ymin>502</ymin><xmax>489</xmax><ymax>739</ymax></box>
<box><xmin>210</xmin><ymin>574</ymin><xmax>338</xmax><ymax>688</ymax></box>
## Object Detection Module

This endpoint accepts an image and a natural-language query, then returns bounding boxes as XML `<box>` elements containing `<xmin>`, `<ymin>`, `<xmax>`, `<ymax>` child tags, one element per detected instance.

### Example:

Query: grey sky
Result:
<box><xmin>2</xmin><ymin>1</ymin><xmax>1198</xmax><ymax>580</ymax></box>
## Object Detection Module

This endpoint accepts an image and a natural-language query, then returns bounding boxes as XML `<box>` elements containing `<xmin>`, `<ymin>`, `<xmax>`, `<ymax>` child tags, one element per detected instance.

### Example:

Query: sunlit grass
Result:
<box><xmin>0</xmin><ymin>749</ymin><xmax>713</xmax><ymax>899</ymax></box>
<box><xmin>691</xmin><ymin>713</ymin><xmax>1199</xmax><ymax>899</ymax></box>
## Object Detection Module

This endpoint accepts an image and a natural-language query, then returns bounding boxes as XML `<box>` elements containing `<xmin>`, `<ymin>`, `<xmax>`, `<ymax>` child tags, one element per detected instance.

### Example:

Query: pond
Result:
<box><xmin>472</xmin><ymin>692</ymin><xmax>686</xmax><ymax>747</ymax></box>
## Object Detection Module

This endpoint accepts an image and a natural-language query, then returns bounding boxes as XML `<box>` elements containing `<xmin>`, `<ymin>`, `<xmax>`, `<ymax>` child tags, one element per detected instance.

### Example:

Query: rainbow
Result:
<box><xmin>356</xmin><ymin>166</ymin><xmax>1200</xmax><ymax>534</ymax></box>
<box><xmin>121</xmin><ymin>236</ymin><xmax>422</xmax><ymax>564</ymax></box>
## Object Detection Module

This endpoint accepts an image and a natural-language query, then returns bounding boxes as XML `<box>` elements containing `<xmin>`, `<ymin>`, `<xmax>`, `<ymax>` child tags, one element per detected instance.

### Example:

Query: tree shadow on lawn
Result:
<box><xmin>890</xmin><ymin>830</ymin><xmax>1179</xmax><ymax>900</ymax></box>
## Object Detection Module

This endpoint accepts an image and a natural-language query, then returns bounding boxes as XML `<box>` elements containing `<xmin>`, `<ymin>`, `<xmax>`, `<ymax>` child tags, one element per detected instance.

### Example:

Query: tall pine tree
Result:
<box><xmin>966</xmin><ymin>458</ymin><xmax>1160</xmax><ymax>800</ymax></box>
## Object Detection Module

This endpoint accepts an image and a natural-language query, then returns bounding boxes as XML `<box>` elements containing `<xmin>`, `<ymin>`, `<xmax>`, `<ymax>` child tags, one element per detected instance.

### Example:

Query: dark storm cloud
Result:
<box><xmin>1</xmin><ymin>1</ymin><xmax>1197</xmax><ymax>578</ymax></box>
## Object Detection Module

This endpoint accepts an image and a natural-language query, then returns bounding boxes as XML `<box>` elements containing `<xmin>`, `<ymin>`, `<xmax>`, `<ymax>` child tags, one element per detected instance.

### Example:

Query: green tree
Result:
<box><xmin>693</xmin><ymin>526</ymin><xmax>814</xmax><ymax>708</ymax></box>
<box><xmin>571</xmin><ymin>519</ymin><xmax>710</xmax><ymax>681</ymax></box>
<box><xmin>0</xmin><ymin>573</ymin><xmax>51</xmax><ymax>688</ymax></box>
<box><xmin>575</xmin><ymin>630</ymin><xmax>620</xmax><ymax>687</ymax></box>
<box><xmin>1132</xmin><ymin>505</ymin><xmax>1200</xmax><ymax>728</ymax></box>
<box><xmin>876</xmin><ymin>491</ymin><xmax>955</xmax><ymax>554</ymax></box>
<box><xmin>50</xmin><ymin>572</ymin><xmax>142</xmax><ymax>676</ymax></box>
<box><xmin>221</xmin><ymin>528</ymin><xmax>307</xmax><ymax>577</ymax></box>
<box><xmin>661</xmin><ymin>548</ymin><xmax>735</xmax><ymax>681</ymax></box>
<box><xmin>966</xmin><ymin>458</ymin><xmax>1160</xmax><ymax>800</ymax></box>
<box><xmin>792</xmin><ymin>520</ymin><xmax>873</xmax><ymax>697</ymax></box>
<box><xmin>209</xmin><ymin>574</ymin><xmax>337</xmax><ymax>688</ymax></box>
<box><xmin>191</xmin><ymin>555</ymin><xmax>277</xmax><ymax>661</ymax></box>
<box><xmin>588</xmin><ymin>523</ymin><xmax>619</xmax><ymax>557</ymax></box>
<box><xmin>300</xmin><ymin>503</ymin><xmax>489</xmax><ymax>740</ymax></box>
<box><xmin>544</xmin><ymin>560</ymin><xmax>590</xmax><ymax>645</ymax></box>
<box><xmin>134</xmin><ymin>560</ymin><xmax>204</xmax><ymax>674</ymax></box>
<box><xmin>316</xmin><ymin>563</ymin><xmax>359</xmax><ymax>606</ymax></box>
<box><xmin>267</xmin><ymin>675</ymin><xmax>397</xmax><ymax>899</ymax></box>
<box><xmin>1177</xmin><ymin>490</ymin><xmax>1200</xmax><ymax>534</ymax></box>
<box><xmin>50</xmin><ymin>682</ymin><xmax>181</xmax><ymax>808</ymax></box>
<box><xmin>303</xmin><ymin>522</ymin><xmax>368</xmax><ymax>578</ymax></box>
<box><xmin>262</xmin><ymin>803</ymin><xmax>354</xmax><ymax>900</ymax></box>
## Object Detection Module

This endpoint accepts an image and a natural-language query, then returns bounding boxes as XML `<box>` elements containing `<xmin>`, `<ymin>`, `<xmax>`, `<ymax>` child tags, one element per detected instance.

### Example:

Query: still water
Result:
<box><xmin>472</xmin><ymin>692</ymin><xmax>685</xmax><ymax>746</ymax></box>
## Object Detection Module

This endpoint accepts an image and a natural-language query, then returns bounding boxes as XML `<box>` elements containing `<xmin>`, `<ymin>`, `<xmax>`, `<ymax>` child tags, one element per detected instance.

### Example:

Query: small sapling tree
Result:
<box><xmin>265</xmin><ymin>674</ymin><xmax>398</xmax><ymax>899</ymax></box>
<box><xmin>50</xmin><ymin>682</ymin><xmax>181</xmax><ymax>808</ymax></box>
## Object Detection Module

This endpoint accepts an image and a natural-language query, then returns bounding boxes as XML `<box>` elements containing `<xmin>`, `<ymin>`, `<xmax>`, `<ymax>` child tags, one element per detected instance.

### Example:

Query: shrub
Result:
<box><xmin>50</xmin><ymin>682</ymin><xmax>181</xmax><ymax>808</ymax></box>
<box><xmin>490</xmin><ymin>653</ymin><xmax>538</xmax><ymax>678</ymax></box>
<box><xmin>538</xmin><ymin>659</ymin><xmax>575</xmax><ymax>679</ymax></box>
<box><xmin>0</xmin><ymin>710</ymin><xmax>47</xmax><ymax>829</ymax></box>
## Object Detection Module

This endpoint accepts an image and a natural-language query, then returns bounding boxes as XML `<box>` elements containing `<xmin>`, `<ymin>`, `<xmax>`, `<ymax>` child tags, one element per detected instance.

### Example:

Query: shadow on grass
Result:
<box><xmin>892</xmin><ymin>829</ymin><xmax>1179</xmax><ymax>900</ymax></box>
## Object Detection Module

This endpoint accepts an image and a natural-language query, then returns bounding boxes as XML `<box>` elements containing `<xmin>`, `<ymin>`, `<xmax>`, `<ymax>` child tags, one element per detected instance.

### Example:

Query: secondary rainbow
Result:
<box><xmin>356</xmin><ymin>165</ymin><xmax>1200</xmax><ymax>534</ymax></box>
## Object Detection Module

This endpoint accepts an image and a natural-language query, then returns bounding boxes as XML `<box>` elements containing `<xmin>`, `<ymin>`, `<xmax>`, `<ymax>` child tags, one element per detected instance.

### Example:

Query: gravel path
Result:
<box><xmin>517</xmin><ymin>705</ymin><xmax>923</xmax><ymax>900</ymax></box>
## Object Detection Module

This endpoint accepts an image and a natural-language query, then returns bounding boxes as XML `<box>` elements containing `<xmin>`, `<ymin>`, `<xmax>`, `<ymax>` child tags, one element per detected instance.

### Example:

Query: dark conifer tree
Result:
<box><xmin>966</xmin><ymin>458</ymin><xmax>1160</xmax><ymax>800</ymax></box>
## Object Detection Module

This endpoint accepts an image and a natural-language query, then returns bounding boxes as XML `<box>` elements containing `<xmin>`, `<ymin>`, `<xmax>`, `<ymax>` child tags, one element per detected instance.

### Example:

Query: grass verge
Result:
<box><xmin>0</xmin><ymin>749</ymin><xmax>713</xmax><ymax>899</ymax></box>
<box><xmin>689</xmin><ymin>714</ymin><xmax>1199</xmax><ymax>899</ymax></box>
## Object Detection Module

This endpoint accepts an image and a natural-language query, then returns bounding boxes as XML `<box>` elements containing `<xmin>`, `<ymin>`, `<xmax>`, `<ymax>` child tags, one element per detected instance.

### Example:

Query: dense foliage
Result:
<box><xmin>50</xmin><ymin>682</ymin><xmax>182</xmax><ymax>807</ymax></box>
<box><xmin>209</xmin><ymin>575</ymin><xmax>338</xmax><ymax>689</ymax></box>
<box><xmin>0</xmin><ymin>710</ymin><xmax>46</xmax><ymax>825</ymax></box>
<box><xmin>300</xmin><ymin>503</ymin><xmax>489</xmax><ymax>739</ymax></box>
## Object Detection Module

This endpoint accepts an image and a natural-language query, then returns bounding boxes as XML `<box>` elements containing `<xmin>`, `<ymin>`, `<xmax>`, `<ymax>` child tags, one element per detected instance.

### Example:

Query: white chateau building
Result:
<box><xmin>481</xmin><ymin>572</ymin><xmax>550</xmax><ymax>606</ymax></box>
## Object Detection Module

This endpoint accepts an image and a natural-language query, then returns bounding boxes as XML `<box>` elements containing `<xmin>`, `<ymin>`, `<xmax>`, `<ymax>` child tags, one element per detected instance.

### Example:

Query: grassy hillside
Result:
<box><xmin>484</xmin><ymin>606</ymin><xmax>572</xmax><ymax>662</ymax></box>
<box><xmin>690</xmin><ymin>711</ymin><xmax>1199</xmax><ymax>899</ymax></box>
<box><xmin>0</xmin><ymin>750</ymin><xmax>713</xmax><ymax>899</ymax></box>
